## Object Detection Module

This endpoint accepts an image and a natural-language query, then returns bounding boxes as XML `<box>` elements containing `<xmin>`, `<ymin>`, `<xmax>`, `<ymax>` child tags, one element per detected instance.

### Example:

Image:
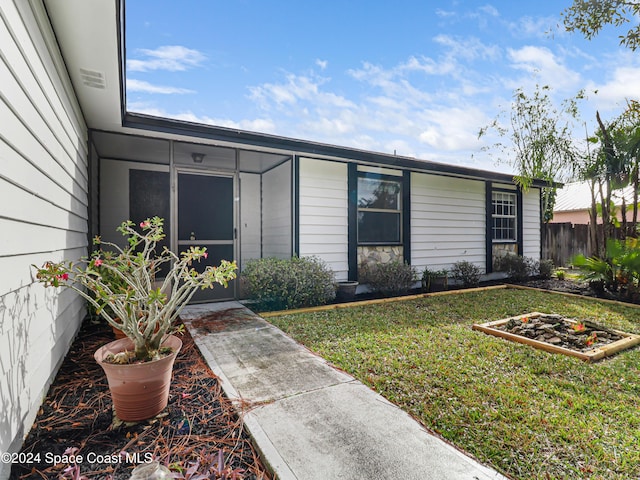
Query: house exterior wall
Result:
<box><xmin>410</xmin><ymin>173</ymin><xmax>486</xmax><ymax>273</ymax></box>
<box><xmin>551</xmin><ymin>210</ymin><xmax>591</xmax><ymax>224</ymax></box>
<box><xmin>0</xmin><ymin>0</ymin><xmax>88</xmax><ymax>473</ymax></box>
<box><xmin>522</xmin><ymin>188</ymin><xmax>542</xmax><ymax>260</ymax></box>
<box><xmin>551</xmin><ymin>209</ymin><xmax>636</xmax><ymax>225</ymax></box>
<box><xmin>298</xmin><ymin>158</ymin><xmax>349</xmax><ymax>281</ymax></box>
<box><xmin>262</xmin><ymin>160</ymin><xmax>292</xmax><ymax>258</ymax></box>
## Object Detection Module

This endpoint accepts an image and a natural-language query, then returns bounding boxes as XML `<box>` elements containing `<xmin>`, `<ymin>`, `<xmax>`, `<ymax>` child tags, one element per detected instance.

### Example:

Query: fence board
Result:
<box><xmin>542</xmin><ymin>223</ymin><xmax>591</xmax><ymax>267</ymax></box>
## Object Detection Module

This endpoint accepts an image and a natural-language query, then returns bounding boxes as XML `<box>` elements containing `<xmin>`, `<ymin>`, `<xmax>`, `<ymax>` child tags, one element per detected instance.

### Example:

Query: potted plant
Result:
<box><xmin>34</xmin><ymin>217</ymin><xmax>236</xmax><ymax>421</ymax></box>
<box><xmin>422</xmin><ymin>267</ymin><xmax>448</xmax><ymax>292</ymax></box>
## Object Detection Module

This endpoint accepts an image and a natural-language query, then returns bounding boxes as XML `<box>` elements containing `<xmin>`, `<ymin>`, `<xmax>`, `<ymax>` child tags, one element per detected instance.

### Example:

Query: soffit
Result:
<box><xmin>44</xmin><ymin>0</ymin><xmax>123</xmax><ymax>131</ymax></box>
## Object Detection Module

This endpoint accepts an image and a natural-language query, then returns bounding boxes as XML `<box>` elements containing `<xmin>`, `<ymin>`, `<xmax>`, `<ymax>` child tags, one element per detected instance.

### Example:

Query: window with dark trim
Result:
<box><xmin>492</xmin><ymin>191</ymin><xmax>517</xmax><ymax>241</ymax></box>
<box><xmin>357</xmin><ymin>174</ymin><xmax>402</xmax><ymax>244</ymax></box>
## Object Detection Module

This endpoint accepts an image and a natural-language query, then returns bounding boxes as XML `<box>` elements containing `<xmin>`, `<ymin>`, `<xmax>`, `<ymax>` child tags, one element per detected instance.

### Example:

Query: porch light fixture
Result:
<box><xmin>192</xmin><ymin>152</ymin><xmax>205</xmax><ymax>163</ymax></box>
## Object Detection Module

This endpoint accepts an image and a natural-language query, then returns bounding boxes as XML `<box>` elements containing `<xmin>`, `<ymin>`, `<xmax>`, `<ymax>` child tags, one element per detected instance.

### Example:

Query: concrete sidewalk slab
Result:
<box><xmin>181</xmin><ymin>302</ymin><xmax>508</xmax><ymax>480</ymax></box>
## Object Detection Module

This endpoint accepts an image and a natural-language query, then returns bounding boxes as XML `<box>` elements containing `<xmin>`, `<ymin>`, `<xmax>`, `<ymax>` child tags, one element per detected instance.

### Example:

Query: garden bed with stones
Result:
<box><xmin>473</xmin><ymin>312</ymin><xmax>640</xmax><ymax>362</ymax></box>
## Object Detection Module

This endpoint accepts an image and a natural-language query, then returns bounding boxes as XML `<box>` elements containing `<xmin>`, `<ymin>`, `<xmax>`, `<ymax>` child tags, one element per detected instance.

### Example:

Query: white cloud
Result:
<box><xmin>433</xmin><ymin>35</ymin><xmax>501</xmax><ymax>62</ymax></box>
<box><xmin>508</xmin><ymin>15</ymin><xmax>559</xmax><ymax>39</ymax></box>
<box><xmin>587</xmin><ymin>66</ymin><xmax>640</xmax><ymax>111</ymax></box>
<box><xmin>506</xmin><ymin>45</ymin><xmax>581</xmax><ymax>91</ymax></box>
<box><xmin>399</xmin><ymin>55</ymin><xmax>457</xmax><ymax>76</ymax></box>
<box><xmin>248</xmin><ymin>73</ymin><xmax>355</xmax><ymax>109</ymax></box>
<box><xmin>127</xmin><ymin>45</ymin><xmax>206</xmax><ymax>72</ymax></box>
<box><xmin>348</xmin><ymin>62</ymin><xmax>434</xmax><ymax>105</ymax></box>
<box><xmin>478</xmin><ymin>5</ymin><xmax>499</xmax><ymax>17</ymax></box>
<box><xmin>316</xmin><ymin>59</ymin><xmax>328</xmax><ymax>70</ymax></box>
<box><xmin>126</xmin><ymin>103</ymin><xmax>276</xmax><ymax>132</ymax></box>
<box><xmin>127</xmin><ymin>79</ymin><xmax>194</xmax><ymax>94</ymax></box>
<box><xmin>417</xmin><ymin>105</ymin><xmax>488</xmax><ymax>151</ymax></box>
<box><xmin>435</xmin><ymin>8</ymin><xmax>456</xmax><ymax>18</ymax></box>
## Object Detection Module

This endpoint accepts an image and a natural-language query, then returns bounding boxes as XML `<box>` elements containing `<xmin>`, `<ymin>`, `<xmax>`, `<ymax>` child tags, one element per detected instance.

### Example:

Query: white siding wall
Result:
<box><xmin>298</xmin><ymin>158</ymin><xmax>349</xmax><ymax>280</ymax></box>
<box><xmin>0</xmin><ymin>1</ymin><xmax>88</xmax><ymax>473</ymax></box>
<box><xmin>262</xmin><ymin>161</ymin><xmax>291</xmax><ymax>258</ymax></box>
<box><xmin>522</xmin><ymin>187</ymin><xmax>541</xmax><ymax>260</ymax></box>
<box><xmin>411</xmin><ymin>173</ymin><xmax>486</xmax><ymax>272</ymax></box>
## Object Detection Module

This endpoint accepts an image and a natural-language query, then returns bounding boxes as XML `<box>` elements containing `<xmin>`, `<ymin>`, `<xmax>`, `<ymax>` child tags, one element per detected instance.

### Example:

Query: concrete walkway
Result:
<box><xmin>180</xmin><ymin>302</ymin><xmax>508</xmax><ymax>480</ymax></box>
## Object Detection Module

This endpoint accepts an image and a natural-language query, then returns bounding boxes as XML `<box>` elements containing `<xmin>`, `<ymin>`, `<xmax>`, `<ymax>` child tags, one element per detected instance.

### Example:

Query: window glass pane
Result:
<box><xmin>491</xmin><ymin>191</ymin><xmax>516</xmax><ymax>241</ymax></box>
<box><xmin>358</xmin><ymin>211</ymin><xmax>400</xmax><ymax>243</ymax></box>
<box><xmin>358</xmin><ymin>177</ymin><xmax>400</xmax><ymax>210</ymax></box>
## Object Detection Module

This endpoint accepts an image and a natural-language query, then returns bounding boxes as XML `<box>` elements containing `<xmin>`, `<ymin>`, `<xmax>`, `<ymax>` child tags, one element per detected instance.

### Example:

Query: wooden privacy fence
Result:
<box><xmin>542</xmin><ymin>223</ymin><xmax>591</xmax><ymax>267</ymax></box>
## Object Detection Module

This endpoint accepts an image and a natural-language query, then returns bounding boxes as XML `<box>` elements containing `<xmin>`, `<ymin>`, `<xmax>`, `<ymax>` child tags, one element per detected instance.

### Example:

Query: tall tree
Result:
<box><xmin>578</xmin><ymin>103</ymin><xmax>640</xmax><ymax>256</ymax></box>
<box><xmin>563</xmin><ymin>0</ymin><xmax>640</xmax><ymax>50</ymax></box>
<box><xmin>479</xmin><ymin>84</ymin><xmax>584</xmax><ymax>222</ymax></box>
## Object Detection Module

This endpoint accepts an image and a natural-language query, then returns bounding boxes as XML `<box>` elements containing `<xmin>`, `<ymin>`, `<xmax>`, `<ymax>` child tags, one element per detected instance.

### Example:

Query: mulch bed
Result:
<box><xmin>11</xmin><ymin>318</ymin><xmax>271</xmax><ymax>480</ymax></box>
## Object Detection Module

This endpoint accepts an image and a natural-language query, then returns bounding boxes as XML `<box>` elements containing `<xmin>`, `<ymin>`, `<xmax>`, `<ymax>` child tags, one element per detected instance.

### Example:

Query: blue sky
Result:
<box><xmin>124</xmin><ymin>1</ymin><xmax>640</xmax><ymax>174</ymax></box>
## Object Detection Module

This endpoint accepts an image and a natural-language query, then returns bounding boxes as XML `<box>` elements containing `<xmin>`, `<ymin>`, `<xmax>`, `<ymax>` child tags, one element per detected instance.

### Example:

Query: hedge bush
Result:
<box><xmin>537</xmin><ymin>259</ymin><xmax>554</xmax><ymax>279</ymax></box>
<box><xmin>496</xmin><ymin>254</ymin><xmax>535</xmax><ymax>282</ymax></box>
<box><xmin>242</xmin><ymin>256</ymin><xmax>336</xmax><ymax>311</ymax></box>
<box><xmin>360</xmin><ymin>261</ymin><xmax>417</xmax><ymax>296</ymax></box>
<box><xmin>450</xmin><ymin>261</ymin><xmax>481</xmax><ymax>288</ymax></box>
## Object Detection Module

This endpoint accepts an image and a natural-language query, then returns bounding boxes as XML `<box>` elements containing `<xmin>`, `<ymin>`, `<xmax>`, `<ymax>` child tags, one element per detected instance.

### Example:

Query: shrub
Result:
<box><xmin>360</xmin><ymin>260</ymin><xmax>417</xmax><ymax>296</ymax></box>
<box><xmin>496</xmin><ymin>254</ymin><xmax>534</xmax><ymax>282</ymax></box>
<box><xmin>421</xmin><ymin>267</ymin><xmax>449</xmax><ymax>292</ymax></box>
<box><xmin>537</xmin><ymin>259</ymin><xmax>554</xmax><ymax>279</ymax></box>
<box><xmin>555</xmin><ymin>269</ymin><xmax>566</xmax><ymax>280</ymax></box>
<box><xmin>450</xmin><ymin>261</ymin><xmax>481</xmax><ymax>288</ymax></box>
<box><xmin>242</xmin><ymin>256</ymin><xmax>335</xmax><ymax>311</ymax></box>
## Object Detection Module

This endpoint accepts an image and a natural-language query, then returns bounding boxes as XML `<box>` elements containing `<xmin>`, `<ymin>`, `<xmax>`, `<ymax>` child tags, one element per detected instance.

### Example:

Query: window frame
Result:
<box><xmin>491</xmin><ymin>190</ymin><xmax>517</xmax><ymax>242</ymax></box>
<box><xmin>357</xmin><ymin>172</ymin><xmax>403</xmax><ymax>245</ymax></box>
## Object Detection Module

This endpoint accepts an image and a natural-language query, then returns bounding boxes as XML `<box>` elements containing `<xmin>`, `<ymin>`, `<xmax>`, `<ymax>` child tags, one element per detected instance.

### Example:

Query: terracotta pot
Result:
<box><xmin>94</xmin><ymin>335</ymin><xmax>182</xmax><ymax>421</ymax></box>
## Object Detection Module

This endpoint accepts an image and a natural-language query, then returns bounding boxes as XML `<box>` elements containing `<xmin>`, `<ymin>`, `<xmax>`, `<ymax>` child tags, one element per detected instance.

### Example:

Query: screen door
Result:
<box><xmin>177</xmin><ymin>172</ymin><xmax>235</xmax><ymax>302</ymax></box>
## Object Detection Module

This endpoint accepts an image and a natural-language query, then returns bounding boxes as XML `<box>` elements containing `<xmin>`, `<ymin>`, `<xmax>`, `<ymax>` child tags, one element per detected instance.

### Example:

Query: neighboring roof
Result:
<box><xmin>44</xmin><ymin>0</ymin><xmax>550</xmax><ymax>187</ymax></box>
<box><xmin>555</xmin><ymin>181</ymin><xmax>637</xmax><ymax>212</ymax></box>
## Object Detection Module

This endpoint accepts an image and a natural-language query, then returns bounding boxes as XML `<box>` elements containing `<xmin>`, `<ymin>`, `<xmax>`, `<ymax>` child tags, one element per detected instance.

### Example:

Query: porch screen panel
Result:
<box><xmin>129</xmin><ymin>169</ymin><xmax>171</xmax><ymax>275</ymax></box>
<box><xmin>177</xmin><ymin>174</ymin><xmax>233</xmax><ymax>241</ymax></box>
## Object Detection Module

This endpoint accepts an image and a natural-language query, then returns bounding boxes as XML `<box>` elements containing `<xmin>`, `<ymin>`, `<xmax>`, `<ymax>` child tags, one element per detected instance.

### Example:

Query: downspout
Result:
<box><xmin>485</xmin><ymin>181</ymin><xmax>493</xmax><ymax>273</ymax></box>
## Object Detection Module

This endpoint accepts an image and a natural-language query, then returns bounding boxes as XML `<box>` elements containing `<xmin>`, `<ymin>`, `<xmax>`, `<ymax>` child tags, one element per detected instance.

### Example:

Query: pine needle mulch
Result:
<box><xmin>11</xmin><ymin>318</ymin><xmax>272</xmax><ymax>480</ymax></box>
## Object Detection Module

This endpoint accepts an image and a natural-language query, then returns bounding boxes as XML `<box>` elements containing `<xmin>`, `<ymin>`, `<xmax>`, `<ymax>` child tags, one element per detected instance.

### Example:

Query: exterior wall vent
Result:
<box><xmin>79</xmin><ymin>68</ymin><xmax>106</xmax><ymax>89</ymax></box>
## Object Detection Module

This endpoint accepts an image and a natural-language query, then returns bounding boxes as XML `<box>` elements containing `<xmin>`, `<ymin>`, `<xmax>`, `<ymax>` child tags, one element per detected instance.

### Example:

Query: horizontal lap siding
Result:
<box><xmin>411</xmin><ymin>173</ymin><xmax>486</xmax><ymax>272</ymax></box>
<box><xmin>0</xmin><ymin>0</ymin><xmax>88</xmax><ymax>468</ymax></box>
<box><xmin>522</xmin><ymin>188</ymin><xmax>541</xmax><ymax>260</ymax></box>
<box><xmin>298</xmin><ymin>158</ymin><xmax>348</xmax><ymax>280</ymax></box>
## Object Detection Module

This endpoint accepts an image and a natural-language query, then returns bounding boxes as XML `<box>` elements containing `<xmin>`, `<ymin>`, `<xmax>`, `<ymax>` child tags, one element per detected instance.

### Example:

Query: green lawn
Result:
<box><xmin>267</xmin><ymin>288</ymin><xmax>640</xmax><ymax>480</ymax></box>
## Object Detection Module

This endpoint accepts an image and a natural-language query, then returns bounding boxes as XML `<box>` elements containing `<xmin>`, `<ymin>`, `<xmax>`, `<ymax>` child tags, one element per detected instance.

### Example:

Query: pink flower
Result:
<box><xmin>203</xmin><ymin>252</ymin><xmax>208</xmax><ymax>259</ymax></box>
<box><xmin>94</xmin><ymin>258</ymin><xmax>103</xmax><ymax>267</ymax></box>
<box><xmin>140</xmin><ymin>221</ymin><xmax>150</xmax><ymax>228</ymax></box>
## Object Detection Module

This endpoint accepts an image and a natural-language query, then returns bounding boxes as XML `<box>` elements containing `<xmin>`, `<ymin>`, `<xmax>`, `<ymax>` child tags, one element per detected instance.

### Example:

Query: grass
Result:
<box><xmin>267</xmin><ymin>288</ymin><xmax>640</xmax><ymax>480</ymax></box>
